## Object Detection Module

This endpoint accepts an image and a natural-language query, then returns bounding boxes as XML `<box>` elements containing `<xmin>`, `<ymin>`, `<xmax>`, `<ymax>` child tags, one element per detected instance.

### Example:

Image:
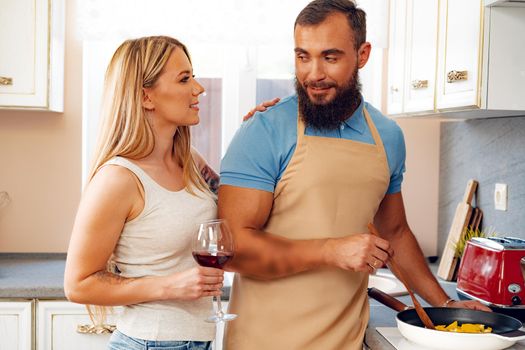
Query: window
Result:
<box><xmin>79</xmin><ymin>0</ymin><xmax>388</xmax><ymax>184</ymax></box>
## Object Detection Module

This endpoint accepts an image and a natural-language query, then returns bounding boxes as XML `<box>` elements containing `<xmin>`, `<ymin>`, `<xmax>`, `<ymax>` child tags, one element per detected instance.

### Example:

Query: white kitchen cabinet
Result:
<box><xmin>481</xmin><ymin>6</ymin><xmax>525</xmax><ymax>110</ymax></box>
<box><xmin>435</xmin><ymin>0</ymin><xmax>483</xmax><ymax>109</ymax></box>
<box><xmin>402</xmin><ymin>0</ymin><xmax>439</xmax><ymax>113</ymax></box>
<box><xmin>387</xmin><ymin>0</ymin><xmax>483</xmax><ymax>115</ymax></box>
<box><xmin>0</xmin><ymin>301</ymin><xmax>33</xmax><ymax>350</ymax></box>
<box><xmin>386</xmin><ymin>0</ymin><xmax>406</xmax><ymax>115</ymax></box>
<box><xmin>37</xmin><ymin>301</ymin><xmax>117</xmax><ymax>350</ymax></box>
<box><xmin>0</xmin><ymin>0</ymin><xmax>65</xmax><ymax>111</ymax></box>
<box><xmin>37</xmin><ymin>300</ymin><xmax>229</xmax><ymax>349</ymax></box>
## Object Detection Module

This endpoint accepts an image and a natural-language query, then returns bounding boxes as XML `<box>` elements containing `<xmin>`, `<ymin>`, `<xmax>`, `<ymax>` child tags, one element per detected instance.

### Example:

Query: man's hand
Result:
<box><xmin>242</xmin><ymin>97</ymin><xmax>280</xmax><ymax>121</ymax></box>
<box><xmin>447</xmin><ymin>299</ymin><xmax>492</xmax><ymax>312</ymax></box>
<box><xmin>323</xmin><ymin>233</ymin><xmax>394</xmax><ymax>273</ymax></box>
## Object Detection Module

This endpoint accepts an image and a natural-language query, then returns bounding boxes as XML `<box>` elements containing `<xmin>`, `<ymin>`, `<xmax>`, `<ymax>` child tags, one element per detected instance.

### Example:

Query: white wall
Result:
<box><xmin>397</xmin><ymin>118</ymin><xmax>440</xmax><ymax>256</ymax></box>
<box><xmin>0</xmin><ymin>1</ymin><xmax>82</xmax><ymax>252</ymax></box>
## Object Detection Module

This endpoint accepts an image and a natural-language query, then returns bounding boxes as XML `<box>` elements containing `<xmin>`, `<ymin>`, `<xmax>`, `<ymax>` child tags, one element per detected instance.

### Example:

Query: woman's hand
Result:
<box><xmin>161</xmin><ymin>266</ymin><xmax>224</xmax><ymax>301</ymax></box>
<box><xmin>242</xmin><ymin>97</ymin><xmax>280</xmax><ymax>121</ymax></box>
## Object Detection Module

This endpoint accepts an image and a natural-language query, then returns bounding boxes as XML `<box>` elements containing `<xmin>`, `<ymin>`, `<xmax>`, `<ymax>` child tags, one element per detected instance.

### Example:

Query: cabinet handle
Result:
<box><xmin>447</xmin><ymin>70</ymin><xmax>468</xmax><ymax>83</ymax></box>
<box><xmin>76</xmin><ymin>324</ymin><xmax>116</xmax><ymax>334</ymax></box>
<box><xmin>0</xmin><ymin>77</ymin><xmax>13</xmax><ymax>86</ymax></box>
<box><xmin>411</xmin><ymin>80</ymin><xmax>428</xmax><ymax>89</ymax></box>
<box><xmin>390</xmin><ymin>86</ymin><xmax>399</xmax><ymax>92</ymax></box>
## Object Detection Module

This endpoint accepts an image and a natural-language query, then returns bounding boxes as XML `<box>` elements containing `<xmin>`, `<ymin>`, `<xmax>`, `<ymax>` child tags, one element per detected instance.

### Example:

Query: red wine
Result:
<box><xmin>192</xmin><ymin>251</ymin><xmax>233</xmax><ymax>269</ymax></box>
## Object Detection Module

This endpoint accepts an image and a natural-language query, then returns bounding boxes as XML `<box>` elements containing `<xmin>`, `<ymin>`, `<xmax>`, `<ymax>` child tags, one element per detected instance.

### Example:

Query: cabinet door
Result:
<box><xmin>403</xmin><ymin>0</ymin><xmax>438</xmax><ymax>113</ymax></box>
<box><xmin>0</xmin><ymin>301</ymin><xmax>33</xmax><ymax>350</ymax></box>
<box><xmin>387</xmin><ymin>0</ymin><xmax>406</xmax><ymax>115</ymax></box>
<box><xmin>436</xmin><ymin>0</ymin><xmax>482</xmax><ymax>109</ymax></box>
<box><xmin>37</xmin><ymin>301</ymin><xmax>117</xmax><ymax>350</ymax></box>
<box><xmin>484</xmin><ymin>7</ymin><xmax>525</xmax><ymax>110</ymax></box>
<box><xmin>0</xmin><ymin>0</ymin><xmax>64</xmax><ymax>111</ymax></box>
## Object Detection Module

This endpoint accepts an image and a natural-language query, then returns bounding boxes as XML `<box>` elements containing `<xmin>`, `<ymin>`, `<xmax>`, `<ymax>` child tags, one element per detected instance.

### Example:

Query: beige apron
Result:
<box><xmin>224</xmin><ymin>107</ymin><xmax>390</xmax><ymax>350</ymax></box>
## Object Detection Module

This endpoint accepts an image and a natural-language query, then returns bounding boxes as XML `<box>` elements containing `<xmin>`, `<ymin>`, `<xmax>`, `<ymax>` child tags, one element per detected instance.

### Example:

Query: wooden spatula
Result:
<box><xmin>368</xmin><ymin>223</ymin><xmax>436</xmax><ymax>329</ymax></box>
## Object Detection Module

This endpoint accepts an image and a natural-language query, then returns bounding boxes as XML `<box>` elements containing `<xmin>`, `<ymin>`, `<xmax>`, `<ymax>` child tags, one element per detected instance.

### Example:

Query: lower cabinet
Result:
<box><xmin>37</xmin><ymin>301</ymin><xmax>117</xmax><ymax>350</ymax></box>
<box><xmin>0</xmin><ymin>300</ymin><xmax>229</xmax><ymax>349</ymax></box>
<box><xmin>0</xmin><ymin>301</ymin><xmax>33</xmax><ymax>350</ymax></box>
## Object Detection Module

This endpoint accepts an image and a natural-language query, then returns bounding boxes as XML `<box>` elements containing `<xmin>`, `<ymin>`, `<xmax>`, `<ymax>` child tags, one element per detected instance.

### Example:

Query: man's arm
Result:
<box><xmin>374</xmin><ymin>192</ymin><xmax>490</xmax><ymax>310</ymax></box>
<box><xmin>219</xmin><ymin>185</ymin><xmax>392</xmax><ymax>279</ymax></box>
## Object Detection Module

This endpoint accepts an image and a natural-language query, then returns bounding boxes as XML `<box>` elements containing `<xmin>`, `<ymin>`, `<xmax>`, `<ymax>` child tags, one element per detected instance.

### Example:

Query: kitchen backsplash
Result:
<box><xmin>438</xmin><ymin>116</ymin><xmax>525</xmax><ymax>256</ymax></box>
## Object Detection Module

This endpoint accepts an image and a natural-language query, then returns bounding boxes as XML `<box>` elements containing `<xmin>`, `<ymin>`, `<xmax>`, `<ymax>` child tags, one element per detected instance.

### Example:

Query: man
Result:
<box><xmin>219</xmin><ymin>1</ymin><xmax>489</xmax><ymax>349</ymax></box>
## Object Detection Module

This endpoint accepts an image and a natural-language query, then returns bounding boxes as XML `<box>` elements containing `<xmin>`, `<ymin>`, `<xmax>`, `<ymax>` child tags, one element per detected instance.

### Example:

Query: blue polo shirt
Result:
<box><xmin>220</xmin><ymin>95</ymin><xmax>406</xmax><ymax>194</ymax></box>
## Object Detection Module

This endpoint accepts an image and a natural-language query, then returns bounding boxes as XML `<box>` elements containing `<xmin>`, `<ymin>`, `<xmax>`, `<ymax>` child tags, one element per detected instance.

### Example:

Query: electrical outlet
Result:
<box><xmin>494</xmin><ymin>183</ymin><xmax>508</xmax><ymax>211</ymax></box>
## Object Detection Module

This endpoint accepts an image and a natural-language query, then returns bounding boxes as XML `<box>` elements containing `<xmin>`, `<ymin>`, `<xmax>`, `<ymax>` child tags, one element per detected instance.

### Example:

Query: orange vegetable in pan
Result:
<box><xmin>435</xmin><ymin>321</ymin><xmax>493</xmax><ymax>333</ymax></box>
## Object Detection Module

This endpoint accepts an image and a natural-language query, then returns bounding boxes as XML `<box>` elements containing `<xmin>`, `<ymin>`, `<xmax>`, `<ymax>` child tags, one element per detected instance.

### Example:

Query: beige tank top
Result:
<box><xmin>106</xmin><ymin>156</ymin><xmax>217</xmax><ymax>341</ymax></box>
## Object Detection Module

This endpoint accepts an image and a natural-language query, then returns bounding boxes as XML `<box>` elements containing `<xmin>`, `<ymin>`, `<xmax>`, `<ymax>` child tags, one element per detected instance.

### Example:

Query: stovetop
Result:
<box><xmin>376</xmin><ymin>327</ymin><xmax>525</xmax><ymax>350</ymax></box>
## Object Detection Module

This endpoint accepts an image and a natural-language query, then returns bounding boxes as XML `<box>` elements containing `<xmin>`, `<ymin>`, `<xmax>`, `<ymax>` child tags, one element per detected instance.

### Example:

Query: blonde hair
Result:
<box><xmin>86</xmin><ymin>35</ymin><xmax>210</xmax><ymax>330</ymax></box>
<box><xmin>89</xmin><ymin>35</ymin><xmax>208</xmax><ymax>195</ymax></box>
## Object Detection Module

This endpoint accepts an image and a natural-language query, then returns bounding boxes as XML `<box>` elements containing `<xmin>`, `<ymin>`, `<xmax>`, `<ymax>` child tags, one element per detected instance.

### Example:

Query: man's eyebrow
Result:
<box><xmin>321</xmin><ymin>49</ymin><xmax>345</xmax><ymax>56</ymax></box>
<box><xmin>294</xmin><ymin>48</ymin><xmax>308</xmax><ymax>54</ymax></box>
<box><xmin>294</xmin><ymin>48</ymin><xmax>345</xmax><ymax>55</ymax></box>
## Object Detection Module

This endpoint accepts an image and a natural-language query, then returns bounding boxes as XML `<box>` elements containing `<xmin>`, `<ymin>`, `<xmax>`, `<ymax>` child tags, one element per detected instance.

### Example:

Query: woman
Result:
<box><xmin>64</xmin><ymin>36</ymin><xmax>224</xmax><ymax>350</ymax></box>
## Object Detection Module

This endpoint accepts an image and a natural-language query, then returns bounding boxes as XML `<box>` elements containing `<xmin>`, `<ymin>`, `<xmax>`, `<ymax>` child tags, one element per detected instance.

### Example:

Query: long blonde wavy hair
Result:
<box><xmin>89</xmin><ymin>35</ymin><xmax>208</xmax><ymax>195</ymax></box>
<box><xmin>86</xmin><ymin>35</ymin><xmax>210</xmax><ymax>331</ymax></box>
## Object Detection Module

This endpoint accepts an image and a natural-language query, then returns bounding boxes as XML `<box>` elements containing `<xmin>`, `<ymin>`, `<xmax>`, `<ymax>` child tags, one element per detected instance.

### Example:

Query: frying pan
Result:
<box><xmin>368</xmin><ymin>287</ymin><xmax>525</xmax><ymax>350</ymax></box>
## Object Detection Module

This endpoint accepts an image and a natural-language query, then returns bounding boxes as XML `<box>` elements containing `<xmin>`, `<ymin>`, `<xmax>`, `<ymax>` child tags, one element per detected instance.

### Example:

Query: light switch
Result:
<box><xmin>494</xmin><ymin>183</ymin><xmax>508</xmax><ymax>211</ymax></box>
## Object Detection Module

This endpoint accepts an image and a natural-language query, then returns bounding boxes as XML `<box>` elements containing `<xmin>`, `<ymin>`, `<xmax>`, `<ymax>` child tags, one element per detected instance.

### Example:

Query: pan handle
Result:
<box><xmin>368</xmin><ymin>287</ymin><xmax>411</xmax><ymax>312</ymax></box>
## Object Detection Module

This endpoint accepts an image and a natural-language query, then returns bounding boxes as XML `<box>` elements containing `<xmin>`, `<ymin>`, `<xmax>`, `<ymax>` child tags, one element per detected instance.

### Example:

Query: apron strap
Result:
<box><xmin>297</xmin><ymin>105</ymin><xmax>387</xmax><ymax>159</ymax></box>
<box><xmin>363</xmin><ymin>106</ymin><xmax>387</xmax><ymax>158</ymax></box>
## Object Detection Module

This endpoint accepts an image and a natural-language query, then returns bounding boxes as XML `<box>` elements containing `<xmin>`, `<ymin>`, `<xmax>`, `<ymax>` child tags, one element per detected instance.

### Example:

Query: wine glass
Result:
<box><xmin>192</xmin><ymin>219</ymin><xmax>237</xmax><ymax>323</ymax></box>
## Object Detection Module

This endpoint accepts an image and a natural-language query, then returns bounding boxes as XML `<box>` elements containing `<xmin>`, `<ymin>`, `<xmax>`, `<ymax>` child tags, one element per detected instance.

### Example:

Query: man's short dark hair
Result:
<box><xmin>294</xmin><ymin>0</ymin><xmax>366</xmax><ymax>50</ymax></box>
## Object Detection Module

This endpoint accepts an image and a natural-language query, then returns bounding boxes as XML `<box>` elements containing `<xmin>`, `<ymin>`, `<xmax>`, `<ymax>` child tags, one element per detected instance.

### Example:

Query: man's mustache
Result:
<box><xmin>303</xmin><ymin>81</ymin><xmax>337</xmax><ymax>89</ymax></box>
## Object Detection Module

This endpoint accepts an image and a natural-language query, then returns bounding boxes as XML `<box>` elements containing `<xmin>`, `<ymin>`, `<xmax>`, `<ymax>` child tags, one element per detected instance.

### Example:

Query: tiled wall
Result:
<box><xmin>438</xmin><ymin>117</ymin><xmax>525</xmax><ymax>255</ymax></box>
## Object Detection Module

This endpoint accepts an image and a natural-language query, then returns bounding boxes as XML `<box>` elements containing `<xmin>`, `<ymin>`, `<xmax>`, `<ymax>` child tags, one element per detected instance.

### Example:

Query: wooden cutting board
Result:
<box><xmin>437</xmin><ymin>179</ymin><xmax>478</xmax><ymax>281</ymax></box>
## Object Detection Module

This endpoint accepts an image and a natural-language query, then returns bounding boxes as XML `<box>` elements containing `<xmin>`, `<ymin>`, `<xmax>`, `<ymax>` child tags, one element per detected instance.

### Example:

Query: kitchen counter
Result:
<box><xmin>0</xmin><ymin>253</ymin><xmax>66</xmax><ymax>299</ymax></box>
<box><xmin>2</xmin><ymin>254</ymin><xmax>523</xmax><ymax>349</ymax></box>
<box><xmin>0</xmin><ymin>253</ymin><xmax>235</xmax><ymax>300</ymax></box>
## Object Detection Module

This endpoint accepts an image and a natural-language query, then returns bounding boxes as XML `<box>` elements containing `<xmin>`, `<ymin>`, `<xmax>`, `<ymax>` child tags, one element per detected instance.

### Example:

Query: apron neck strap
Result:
<box><xmin>297</xmin><ymin>106</ymin><xmax>385</xmax><ymax>154</ymax></box>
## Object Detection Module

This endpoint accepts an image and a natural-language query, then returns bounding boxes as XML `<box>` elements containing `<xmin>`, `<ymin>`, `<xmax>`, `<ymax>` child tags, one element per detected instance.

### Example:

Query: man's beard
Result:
<box><xmin>296</xmin><ymin>70</ymin><xmax>362</xmax><ymax>131</ymax></box>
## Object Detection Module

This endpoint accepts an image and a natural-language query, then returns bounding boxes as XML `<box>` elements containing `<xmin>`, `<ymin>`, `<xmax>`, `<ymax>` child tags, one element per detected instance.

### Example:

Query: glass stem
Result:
<box><xmin>216</xmin><ymin>295</ymin><xmax>224</xmax><ymax>317</ymax></box>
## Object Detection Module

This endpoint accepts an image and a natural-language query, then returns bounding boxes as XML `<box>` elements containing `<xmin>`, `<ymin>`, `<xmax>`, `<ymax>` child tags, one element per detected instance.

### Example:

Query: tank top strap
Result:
<box><xmin>103</xmin><ymin>156</ymin><xmax>158</xmax><ymax>194</ymax></box>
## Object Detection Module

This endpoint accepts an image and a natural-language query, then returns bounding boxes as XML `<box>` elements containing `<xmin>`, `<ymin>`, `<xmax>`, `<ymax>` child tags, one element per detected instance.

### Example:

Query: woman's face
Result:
<box><xmin>143</xmin><ymin>48</ymin><xmax>205</xmax><ymax>127</ymax></box>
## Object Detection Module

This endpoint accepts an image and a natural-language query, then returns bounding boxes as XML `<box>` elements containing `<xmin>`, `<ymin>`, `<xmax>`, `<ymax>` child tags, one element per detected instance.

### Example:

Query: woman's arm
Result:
<box><xmin>64</xmin><ymin>165</ymin><xmax>223</xmax><ymax>306</ymax></box>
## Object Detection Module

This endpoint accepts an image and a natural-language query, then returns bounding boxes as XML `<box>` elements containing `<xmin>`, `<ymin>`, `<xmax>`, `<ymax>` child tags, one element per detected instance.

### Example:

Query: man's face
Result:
<box><xmin>294</xmin><ymin>13</ymin><xmax>370</xmax><ymax>130</ymax></box>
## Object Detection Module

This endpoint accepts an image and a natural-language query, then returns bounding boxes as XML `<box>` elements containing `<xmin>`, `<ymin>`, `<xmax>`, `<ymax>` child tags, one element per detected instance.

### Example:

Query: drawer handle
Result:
<box><xmin>447</xmin><ymin>70</ymin><xmax>468</xmax><ymax>83</ymax></box>
<box><xmin>0</xmin><ymin>77</ymin><xmax>13</xmax><ymax>86</ymax></box>
<box><xmin>411</xmin><ymin>80</ymin><xmax>428</xmax><ymax>89</ymax></box>
<box><xmin>76</xmin><ymin>324</ymin><xmax>116</xmax><ymax>334</ymax></box>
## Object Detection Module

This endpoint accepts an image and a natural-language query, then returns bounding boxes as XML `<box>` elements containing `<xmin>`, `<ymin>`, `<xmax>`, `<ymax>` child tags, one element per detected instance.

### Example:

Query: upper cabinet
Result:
<box><xmin>387</xmin><ymin>0</ymin><xmax>483</xmax><ymax>115</ymax></box>
<box><xmin>0</xmin><ymin>0</ymin><xmax>65</xmax><ymax>112</ymax></box>
<box><xmin>481</xmin><ymin>5</ymin><xmax>525</xmax><ymax>110</ymax></box>
<box><xmin>435</xmin><ymin>0</ymin><xmax>483</xmax><ymax>110</ymax></box>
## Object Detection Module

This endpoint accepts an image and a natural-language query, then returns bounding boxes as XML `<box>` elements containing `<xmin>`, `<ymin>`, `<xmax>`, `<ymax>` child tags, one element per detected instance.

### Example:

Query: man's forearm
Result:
<box><xmin>226</xmin><ymin>228</ymin><xmax>327</xmax><ymax>280</ymax></box>
<box><xmin>391</xmin><ymin>229</ymin><xmax>450</xmax><ymax>306</ymax></box>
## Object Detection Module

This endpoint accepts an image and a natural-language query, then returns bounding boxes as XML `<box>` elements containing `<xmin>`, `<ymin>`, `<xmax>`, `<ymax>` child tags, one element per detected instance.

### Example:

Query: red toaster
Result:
<box><xmin>457</xmin><ymin>237</ymin><xmax>525</xmax><ymax>307</ymax></box>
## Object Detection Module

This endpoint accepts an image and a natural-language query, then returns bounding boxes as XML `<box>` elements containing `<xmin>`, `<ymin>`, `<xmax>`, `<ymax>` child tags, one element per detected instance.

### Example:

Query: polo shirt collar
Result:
<box><xmin>342</xmin><ymin>96</ymin><xmax>366</xmax><ymax>134</ymax></box>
